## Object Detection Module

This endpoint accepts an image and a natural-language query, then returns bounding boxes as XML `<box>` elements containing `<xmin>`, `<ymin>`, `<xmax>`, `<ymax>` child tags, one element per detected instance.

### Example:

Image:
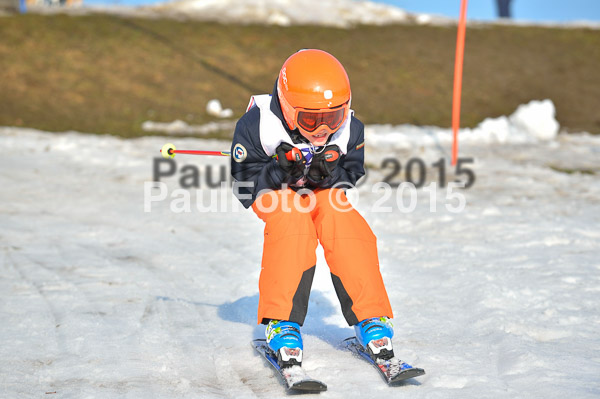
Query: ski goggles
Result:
<box><xmin>295</xmin><ymin>103</ymin><xmax>348</xmax><ymax>135</ymax></box>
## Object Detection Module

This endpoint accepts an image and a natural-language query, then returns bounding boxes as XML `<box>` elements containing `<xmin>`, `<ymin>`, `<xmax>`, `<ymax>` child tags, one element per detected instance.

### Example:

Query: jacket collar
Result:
<box><xmin>270</xmin><ymin>82</ymin><xmax>292</xmax><ymax>130</ymax></box>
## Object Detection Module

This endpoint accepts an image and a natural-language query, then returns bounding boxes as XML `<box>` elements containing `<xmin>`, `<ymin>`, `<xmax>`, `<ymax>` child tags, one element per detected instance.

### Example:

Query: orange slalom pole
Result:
<box><xmin>452</xmin><ymin>0</ymin><xmax>468</xmax><ymax>166</ymax></box>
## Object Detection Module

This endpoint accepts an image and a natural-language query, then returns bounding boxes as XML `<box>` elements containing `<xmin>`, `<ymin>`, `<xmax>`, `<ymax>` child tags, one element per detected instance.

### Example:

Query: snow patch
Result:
<box><xmin>141</xmin><ymin>120</ymin><xmax>236</xmax><ymax>135</ymax></box>
<box><xmin>206</xmin><ymin>99</ymin><xmax>233</xmax><ymax>119</ymax></box>
<box><xmin>147</xmin><ymin>0</ymin><xmax>412</xmax><ymax>27</ymax></box>
<box><xmin>366</xmin><ymin>99</ymin><xmax>560</xmax><ymax>150</ymax></box>
<box><xmin>509</xmin><ymin>99</ymin><xmax>560</xmax><ymax>141</ymax></box>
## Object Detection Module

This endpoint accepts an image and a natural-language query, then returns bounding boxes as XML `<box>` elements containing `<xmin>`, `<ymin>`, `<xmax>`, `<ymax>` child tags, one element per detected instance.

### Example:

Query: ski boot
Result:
<box><xmin>354</xmin><ymin>317</ymin><xmax>395</xmax><ymax>361</ymax></box>
<box><xmin>266</xmin><ymin>320</ymin><xmax>303</xmax><ymax>368</ymax></box>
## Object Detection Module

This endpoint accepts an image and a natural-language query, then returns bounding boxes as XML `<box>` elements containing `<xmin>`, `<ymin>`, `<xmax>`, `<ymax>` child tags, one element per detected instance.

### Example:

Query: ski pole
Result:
<box><xmin>160</xmin><ymin>143</ymin><xmax>298</xmax><ymax>161</ymax></box>
<box><xmin>160</xmin><ymin>143</ymin><xmax>230</xmax><ymax>159</ymax></box>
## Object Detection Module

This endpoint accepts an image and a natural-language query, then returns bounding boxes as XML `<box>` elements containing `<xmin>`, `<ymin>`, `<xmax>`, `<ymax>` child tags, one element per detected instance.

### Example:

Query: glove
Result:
<box><xmin>275</xmin><ymin>142</ymin><xmax>306</xmax><ymax>178</ymax></box>
<box><xmin>307</xmin><ymin>145</ymin><xmax>341</xmax><ymax>182</ymax></box>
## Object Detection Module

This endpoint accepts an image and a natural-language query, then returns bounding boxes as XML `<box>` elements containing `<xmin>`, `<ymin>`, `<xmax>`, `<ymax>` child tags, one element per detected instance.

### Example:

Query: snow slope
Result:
<box><xmin>1</xmin><ymin>104</ymin><xmax>599</xmax><ymax>397</ymax></box>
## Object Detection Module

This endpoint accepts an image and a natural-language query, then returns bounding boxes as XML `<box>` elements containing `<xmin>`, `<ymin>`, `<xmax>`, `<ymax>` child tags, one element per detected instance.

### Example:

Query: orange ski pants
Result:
<box><xmin>252</xmin><ymin>188</ymin><xmax>393</xmax><ymax>326</ymax></box>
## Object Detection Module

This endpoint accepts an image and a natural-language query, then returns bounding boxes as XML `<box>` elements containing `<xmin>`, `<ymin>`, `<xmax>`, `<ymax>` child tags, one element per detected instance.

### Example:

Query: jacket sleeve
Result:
<box><xmin>308</xmin><ymin>116</ymin><xmax>366</xmax><ymax>190</ymax></box>
<box><xmin>230</xmin><ymin>109</ymin><xmax>289</xmax><ymax>208</ymax></box>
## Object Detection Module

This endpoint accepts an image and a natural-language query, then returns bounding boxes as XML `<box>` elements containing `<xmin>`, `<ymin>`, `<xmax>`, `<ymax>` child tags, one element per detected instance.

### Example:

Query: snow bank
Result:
<box><xmin>144</xmin><ymin>99</ymin><xmax>560</xmax><ymax>140</ymax></box>
<box><xmin>509</xmin><ymin>99</ymin><xmax>560</xmax><ymax>141</ymax></box>
<box><xmin>141</xmin><ymin>120</ymin><xmax>236</xmax><ymax>135</ymax></box>
<box><xmin>366</xmin><ymin>99</ymin><xmax>560</xmax><ymax>150</ymax></box>
<box><xmin>148</xmin><ymin>0</ymin><xmax>413</xmax><ymax>27</ymax></box>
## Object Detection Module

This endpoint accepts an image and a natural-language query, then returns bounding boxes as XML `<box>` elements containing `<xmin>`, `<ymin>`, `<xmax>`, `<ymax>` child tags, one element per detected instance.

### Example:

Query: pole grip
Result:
<box><xmin>286</xmin><ymin>147</ymin><xmax>302</xmax><ymax>162</ymax></box>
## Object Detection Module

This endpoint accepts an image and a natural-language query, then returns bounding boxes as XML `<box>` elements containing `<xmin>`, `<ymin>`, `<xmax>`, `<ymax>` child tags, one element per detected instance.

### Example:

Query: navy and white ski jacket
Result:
<box><xmin>230</xmin><ymin>84</ymin><xmax>366</xmax><ymax>208</ymax></box>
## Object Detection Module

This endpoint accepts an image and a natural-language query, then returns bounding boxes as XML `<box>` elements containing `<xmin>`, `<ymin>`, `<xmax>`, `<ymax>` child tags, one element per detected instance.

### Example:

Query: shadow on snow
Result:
<box><xmin>217</xmin><ymin>291</ymin><xmax>353</xmax><ymax>348</ymax></box>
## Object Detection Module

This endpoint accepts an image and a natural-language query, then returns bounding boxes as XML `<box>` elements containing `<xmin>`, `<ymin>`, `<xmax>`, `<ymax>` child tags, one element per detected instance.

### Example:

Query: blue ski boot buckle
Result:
<box><xmin>354</xmin><ymin>317</ymin><xmax>395</xmax><ymax>361</ymax></box>
<box><xmin>266</xmin><ymin>320</ymin><xmax>303</xmax><ymax>368</ymax></box>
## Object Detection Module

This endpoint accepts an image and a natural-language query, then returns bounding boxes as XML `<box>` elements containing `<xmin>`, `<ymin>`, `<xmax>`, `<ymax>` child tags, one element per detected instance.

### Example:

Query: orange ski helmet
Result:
<box><xmin>277</xmin><ymin>49</ymin><xmax>351</xmax><ymax>136</ymax></box>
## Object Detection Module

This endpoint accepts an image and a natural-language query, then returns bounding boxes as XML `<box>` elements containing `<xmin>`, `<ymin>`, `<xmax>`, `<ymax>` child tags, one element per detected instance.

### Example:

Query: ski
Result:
<box><xmin>252</xmin><ymin>339</ymin><xmax>327</xmax><ymax>393</ymax></box>
<box><xmin>343</xmin><ymin>337</ymin><xmax>425</xmax><ymax>385</ymax></box>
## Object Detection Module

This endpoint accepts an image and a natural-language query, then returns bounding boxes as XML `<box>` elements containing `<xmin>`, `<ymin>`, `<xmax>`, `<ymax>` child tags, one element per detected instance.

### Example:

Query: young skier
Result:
<box><xmin>230</xmin><ymin>49</ymin><xmax>395</xmax><ymax>368</ymax></box>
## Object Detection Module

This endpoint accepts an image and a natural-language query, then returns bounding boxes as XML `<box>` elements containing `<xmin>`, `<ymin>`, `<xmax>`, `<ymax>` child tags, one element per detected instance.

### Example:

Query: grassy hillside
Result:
<box><xmin>1</xmin><ymin>13</ymin><xmax>599</xmax><ymax>137</ymax></box>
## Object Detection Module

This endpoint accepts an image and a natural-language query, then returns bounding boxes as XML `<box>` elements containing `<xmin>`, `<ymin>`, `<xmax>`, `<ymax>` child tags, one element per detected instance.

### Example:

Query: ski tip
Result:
<box><xmin>290</xmin><ymin>379</ymin><xmax>328</xmax><ymax>392</ymax></box>
<box><xmin>343</xmin><ymin>336</ymin><xmax>426</xmax><ymax>385</ymax></box>
<box><xmin>388</xmin><ymin>367</ymin><xmax>426</xmax><ymax>385</ymax></box>
<box><xmin>253</xmin><ymin>339</ymin><xmax>327</xmax><ymax>393</ymax></box>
